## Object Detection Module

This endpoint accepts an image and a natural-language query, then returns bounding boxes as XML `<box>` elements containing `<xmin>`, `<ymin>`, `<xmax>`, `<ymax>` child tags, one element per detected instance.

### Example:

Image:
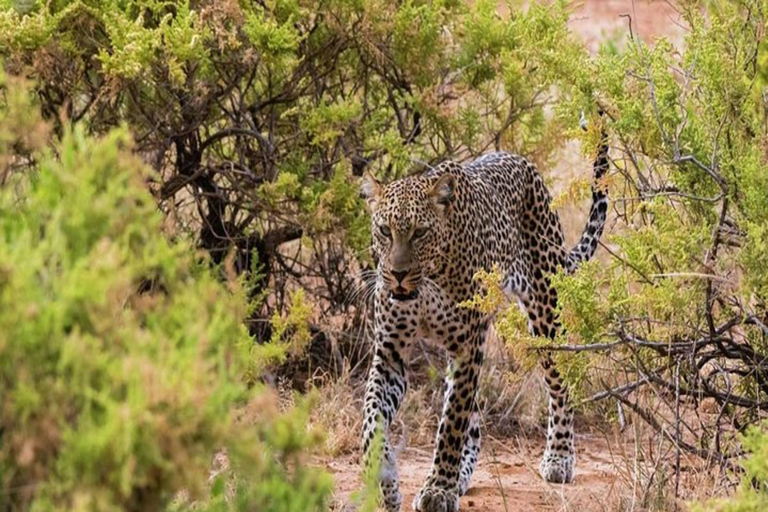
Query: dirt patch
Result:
<box><xmin>325</xmin><ymin>434</ymin><xmax>628</xmax><ymax>511</ymax></box>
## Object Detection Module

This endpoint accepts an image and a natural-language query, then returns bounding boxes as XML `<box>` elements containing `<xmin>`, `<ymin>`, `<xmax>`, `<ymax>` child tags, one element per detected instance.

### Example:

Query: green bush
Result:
<box><xmin>0</xmin><ymin>0</ymin><xmax>592</xmax><ymax>340</ymax></box>
<box><xmin>0</xmin><ymin>70</ymin><xmax>332</xmax><ymax>511</ymax></box>
<box><xmin>695</xmin><ymin>423</ymin><xmax>768</xmax><ymax>512</ymax></box>
<box><xmin>456</xmin><ymin>1</ymin><xmax>768</xmax><ymax>498</ymax></box>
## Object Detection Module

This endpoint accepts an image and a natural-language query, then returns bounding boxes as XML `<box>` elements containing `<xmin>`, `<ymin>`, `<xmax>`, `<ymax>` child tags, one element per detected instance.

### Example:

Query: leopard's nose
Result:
<box><xmin>391</xmin><ymin>270</ymin><xmax>409</xmax><ymax>284</ymax></box>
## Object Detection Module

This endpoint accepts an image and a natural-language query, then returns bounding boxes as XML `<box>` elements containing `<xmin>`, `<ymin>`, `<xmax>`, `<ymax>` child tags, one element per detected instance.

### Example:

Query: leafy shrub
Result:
<box><xmin>0</xmin><ymin>0</ymin><xmax>592</xmax><ymax>347</ymax></box>
<box><xmin>512</xmin><ymin>0</ymin><xmax>768</xmax><ymax>485</ymax></box>
<box><xmin>695</xmin><ymin>423</ymin><xmax>768</xmax><ymax>512</ymax></box>
<box><xmin>454</xmin><ymin>0</ymin><xmax>768</xmax><ymax>493</ymax></box>
<box><xmin>0</xmin><ymin>70</ymin><xmax>332</xmax><ymax>512</ymax></box>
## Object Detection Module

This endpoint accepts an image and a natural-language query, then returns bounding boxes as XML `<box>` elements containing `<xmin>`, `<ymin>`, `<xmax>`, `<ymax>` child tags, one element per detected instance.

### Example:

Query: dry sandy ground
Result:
<box><xmin>322</xmin><ymin>2</ymin><xmax>688</xmax><ymax>511</ymax></box>
<box><xmin>325</xmin><ymin>434</ymin><xmax>628</xmax><ymax>512</ymax></box>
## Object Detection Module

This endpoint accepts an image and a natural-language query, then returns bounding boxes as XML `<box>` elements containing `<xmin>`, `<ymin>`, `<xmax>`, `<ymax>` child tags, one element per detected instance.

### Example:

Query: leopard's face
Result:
<box><xmin>361</xmin><ymin>173</ymin><xmax>455</xmax><ymax>301</ymax></box>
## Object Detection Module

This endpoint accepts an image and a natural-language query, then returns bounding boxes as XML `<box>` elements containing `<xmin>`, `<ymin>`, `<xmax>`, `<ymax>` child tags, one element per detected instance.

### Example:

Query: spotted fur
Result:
<box><xmin>360</xmin><ymin>130</ymin><xmax>609</xmax><ymax>512</ymax></box>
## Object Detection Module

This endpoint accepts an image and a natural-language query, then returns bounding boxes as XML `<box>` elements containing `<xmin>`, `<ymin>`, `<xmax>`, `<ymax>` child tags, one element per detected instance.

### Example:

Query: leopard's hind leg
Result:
<box><xmin>538</xmin><ymin>352</ymin><xmax>574</xmax><ymax>483</ymax></box>
<box><xmin>518</xmin><ymin>167</ymin><xmax>576</xmax><ymax>483</ymax></box>
<box><xmin>514</xmin><ymin>281</ymin><xmax>576</xmax><ymax>484</ymax></box>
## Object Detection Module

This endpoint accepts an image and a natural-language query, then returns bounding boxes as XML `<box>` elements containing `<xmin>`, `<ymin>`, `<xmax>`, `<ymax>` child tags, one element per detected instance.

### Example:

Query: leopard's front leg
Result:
<box><xmin>414</xmin><ymin>325</ymin><xmax>485</xmax><ymax>512</ymax></box>
<box><xmin>362</xmin><ymin>295</ymin><xmax>417</xmax><ymax>512</ymax></box>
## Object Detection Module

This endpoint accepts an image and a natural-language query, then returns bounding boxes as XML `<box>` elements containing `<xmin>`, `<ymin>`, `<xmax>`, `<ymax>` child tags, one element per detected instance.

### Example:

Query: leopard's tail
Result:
<box><xmin>565</xmin><ymin>113</ymin><xmax>609</xmax><ymax>274</ymax></box>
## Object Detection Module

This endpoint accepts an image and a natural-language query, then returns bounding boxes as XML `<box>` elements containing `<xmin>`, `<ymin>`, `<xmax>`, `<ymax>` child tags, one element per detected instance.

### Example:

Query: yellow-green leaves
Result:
<box><xmin>0</xmin><ymin>122</ymin><xmax>251</xmax><ymax>509</ymax></box>
<box><xmin>0</xmin><ymin>71</ymin><xmax>335</xmax><ymax>511</ymax></box>
<box><xmin>243</xmin><ymin>4</ymin><xmax>302</xmax><ymax>68</ymax></box>
<box><xmin>301</xmin><ymin>98</ymin><xmax>363</xmax><ymax>147</ymax></box>
<box><xmin>695</xmin><ymin>423</ymin><xmax>768</xmax><ymax>512</ymax></box>
<box><xmin>247</xmin><ymin>288</ymin><xmax>314</xmax><ymax>380</ymax></box>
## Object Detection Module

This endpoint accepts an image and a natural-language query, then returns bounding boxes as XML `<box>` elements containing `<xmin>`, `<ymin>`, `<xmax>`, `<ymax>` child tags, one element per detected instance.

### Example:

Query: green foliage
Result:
<box><xmin>0</xmin><ymin>0</ymin><xmax>593</xmax><ymax>322</ymax></box>
<box><xmin>351</xmin><ymin>429</ymin><xmax>385</xmax><ymax>512</ymax></box>
<box><xmin>531</xmin><ymin>0</ymin><xmax>768</xmax><ymax>402</ymax></box>
<box><xmin>0</xmin><ymin>126</ymin><xmax>244</xmax><ymax>510</ymax></box>
<box><xmin>0</xmin><ymin>67</ymin><xmax>48</xmax><ymax>166</ymax></box>
<box><xmin>459</xmin><ymin>267</ymin><xmax>539</xmax><ymax>373</ymax></box>
<box><xmin>0</xmin><ymin>2</ymin><xmax>604</xmax><ymax>506</ymax></box>
<box><xmin>246</xmin><ymin>288</ymin><xmax>314</xmax><ymax>382</ymax></box>
<box><xmin>695</xmin><ymin>423</ymin><xmax>768</xmax><ymax>512</ymax></box>
<box><xmin>0</xmin><ymin>73</ymin><xmax>333</xmax><ymax>511</ymax></box>
<box><xmin>742</xmin><ymin>222</ymin><xmax>768</xmax><ymax>299</ymax></box>
<box><xmin>458</xmin><ymin>266</ymin><xmax>508</xmax><ymax>315</ymax></box>
<box><xmin>462</xmin><ymin>1</ymin><xmax>768</xmax><ymax>453</ymax></box>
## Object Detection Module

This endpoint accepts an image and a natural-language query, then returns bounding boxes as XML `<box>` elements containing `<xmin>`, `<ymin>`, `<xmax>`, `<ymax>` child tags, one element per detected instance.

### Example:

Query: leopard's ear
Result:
<box><xmin>360</xmin><ymin>172</ymin><xmax>382</xmax><ymax>211</ymax></box>
<box><xmin>427</xmin><ymin>174</ymin><xmax>455</xmax><ymax>214</ymax></box>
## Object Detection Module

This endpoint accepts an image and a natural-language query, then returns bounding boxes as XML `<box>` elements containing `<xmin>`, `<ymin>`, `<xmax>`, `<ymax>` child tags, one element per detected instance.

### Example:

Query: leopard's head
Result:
<box><xmin>360</xmin><ymin>171</ymin><xmax>455</xmax><ymax>301</ymax></box>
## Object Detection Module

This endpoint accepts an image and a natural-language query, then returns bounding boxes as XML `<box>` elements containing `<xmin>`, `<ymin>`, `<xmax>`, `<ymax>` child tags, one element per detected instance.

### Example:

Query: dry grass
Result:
<box><xmin>310</xmin><ymin>367</ymin><xmax>366</xmax><ymax>457</ymax></box>
<box><xmin>307</xmin><ymin>331</ymin><xmax>739</xmax><ymax>511</ymax></box>
<box><xmin>308</xmin><ymin>327</ymin><xmax>545</xmax><ymax>458</ymax></box>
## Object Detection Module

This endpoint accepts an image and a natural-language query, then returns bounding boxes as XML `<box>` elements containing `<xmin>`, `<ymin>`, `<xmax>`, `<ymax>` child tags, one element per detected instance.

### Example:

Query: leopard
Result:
<box><xmin>357</xmin><ymin>117</ymin><xmax>609</xmax><ymax>512</ymax></box>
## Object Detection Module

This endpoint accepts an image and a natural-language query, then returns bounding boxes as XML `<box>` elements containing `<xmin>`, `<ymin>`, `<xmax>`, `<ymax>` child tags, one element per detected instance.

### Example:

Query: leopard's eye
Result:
<box><xmin>379</xmin><ymin>224</ymin><xmax>392</xmax><ymax>238</ymax></box>
<box><xmin>412</xmin><ymin>227</ymin><xmax>428</xmax><ymax>240</ymax></box>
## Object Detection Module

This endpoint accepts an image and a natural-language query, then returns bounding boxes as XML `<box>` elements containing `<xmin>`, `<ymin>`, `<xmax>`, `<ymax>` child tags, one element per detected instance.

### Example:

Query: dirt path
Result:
<box><xmin>326</xmin><ymin>433</ymin><xmax>628</xmax><ymax>511</ymax></box>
